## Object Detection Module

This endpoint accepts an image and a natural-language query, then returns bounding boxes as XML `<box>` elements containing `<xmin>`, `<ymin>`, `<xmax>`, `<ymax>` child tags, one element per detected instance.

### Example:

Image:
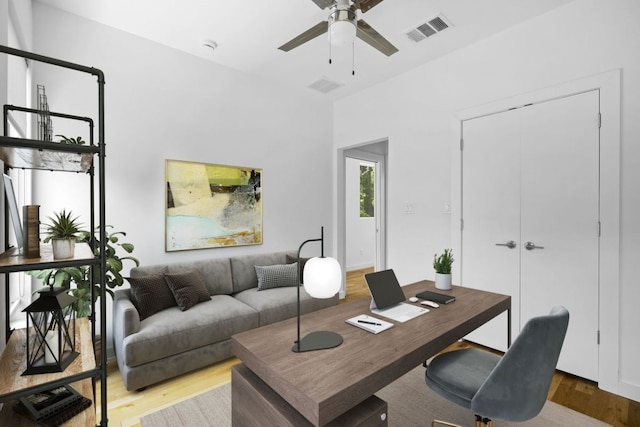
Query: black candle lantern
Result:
<box><xmin>23</xmin><ymin>285</ymin><xmax>79</xmax><ymax>375</ymax></box>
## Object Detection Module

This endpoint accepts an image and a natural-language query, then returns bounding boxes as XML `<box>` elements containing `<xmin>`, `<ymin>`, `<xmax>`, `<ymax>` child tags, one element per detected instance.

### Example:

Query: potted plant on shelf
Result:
<box><xmin>29</xmin><ymin>225</ymin><xmax>139</xmax><ymax>317</ymax></box>
<box><xmin>43</xmin><ymin>209</ymin><xmax>82</xmax><ymax>259</ymax></box>
<box><xmin>56</xmin><ymin>134</ymin><xmax>86</xmax><ymax>145</ymax></box>
<box><xmin>433</xmin><ymin>248</ymin><xmax>454</xmax><ymax>290</ymax></box>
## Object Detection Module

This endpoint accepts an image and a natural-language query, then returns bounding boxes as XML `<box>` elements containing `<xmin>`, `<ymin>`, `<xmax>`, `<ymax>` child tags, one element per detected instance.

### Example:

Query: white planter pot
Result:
<box><xmin>52</xmin><ymin>238</ymin><xmax>75</xmax><ymax>260</ymax></box>
<box><xmin>435</xmin><ymin>273</ymin><xmax>452</xmax><ymax>291</ymax></box>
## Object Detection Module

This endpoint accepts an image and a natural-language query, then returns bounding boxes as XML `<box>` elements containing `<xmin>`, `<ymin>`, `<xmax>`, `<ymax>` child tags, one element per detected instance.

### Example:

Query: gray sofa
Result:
<box><xmin>112</xmin><ymin>251</ymin><xmax>339</xmax><ymax>391</ymax></box>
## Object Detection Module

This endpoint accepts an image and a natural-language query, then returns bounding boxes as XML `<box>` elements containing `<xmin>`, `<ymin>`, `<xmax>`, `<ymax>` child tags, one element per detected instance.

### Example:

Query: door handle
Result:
<box><xmin>495</xmin><ymin>240</ymin><xmax>517</xmax><ymax>249</ymax></box>
<box><xmin>525</xmin><ymin>241</ymin><xmax>544</xmax><ymax>250</ymax></box>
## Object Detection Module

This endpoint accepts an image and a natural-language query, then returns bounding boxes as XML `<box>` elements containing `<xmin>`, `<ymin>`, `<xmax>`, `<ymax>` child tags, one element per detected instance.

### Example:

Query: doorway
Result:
<box><xmin>338</xmin><ymin>140</ymin><xmax>388</xmax><ymax>298</ymax></box>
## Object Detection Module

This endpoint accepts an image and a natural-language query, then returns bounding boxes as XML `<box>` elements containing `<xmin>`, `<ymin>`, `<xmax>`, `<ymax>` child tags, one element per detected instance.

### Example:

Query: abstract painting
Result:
<box><xmin>165</xmin><ymin>159</ymin><xmax>262</xmax><ymax>251</ymax></box>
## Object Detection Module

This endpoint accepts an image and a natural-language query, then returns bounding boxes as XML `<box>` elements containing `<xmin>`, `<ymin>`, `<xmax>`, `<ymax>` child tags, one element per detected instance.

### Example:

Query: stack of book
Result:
<box><xmin>13</xmin><ymin>384</ymin><xmax>92</xmax><ymax>426</ymax></box>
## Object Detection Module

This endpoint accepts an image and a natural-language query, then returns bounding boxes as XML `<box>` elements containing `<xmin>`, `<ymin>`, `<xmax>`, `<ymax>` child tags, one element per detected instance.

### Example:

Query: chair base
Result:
<box><xmin>431</xmin><ymin>415</ymin><xmax>493</xmax><ymax>427</ymax></box>
<box><xmin>474</xmin><ymin>415</ymin><xmax>493</xmax><ymax>426</ymax></box>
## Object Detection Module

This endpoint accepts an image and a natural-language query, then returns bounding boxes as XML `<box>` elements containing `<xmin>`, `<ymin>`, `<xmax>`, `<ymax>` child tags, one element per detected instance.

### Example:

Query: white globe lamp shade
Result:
<box><xmin>303</xmin><ymin>257</ymin><xmax>342</xmax><ymax>299</ymax></box>
<box><xmin>329</xmin><ymin>20</ymin><xmax>357</xmax><ymax>46</ymax></box>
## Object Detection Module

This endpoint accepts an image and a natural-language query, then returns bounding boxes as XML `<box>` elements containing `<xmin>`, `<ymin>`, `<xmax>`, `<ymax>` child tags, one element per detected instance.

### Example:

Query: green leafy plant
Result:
<box><xmin>56</xmin><ymin>134</ymin><xmax>86</xmax><ymax>145</ymax></box>
<box><xmin>433</xmin><ymin>248</ymin><xmax>454</xmax><ymax>274</ymax></box>
<box><xmin>42</xmin><ymin>209</ymin><xmax>82</xmax><ymax>242</ymax></box>
<box><xmin>360</xmin><ymin>165</ymin><xmax>375</xmax><ymax>217</ymax></box>
<box><xmin>29</xmin><ymin>225</ymin><xmax>139</xmax><ymax>317</ymax></box>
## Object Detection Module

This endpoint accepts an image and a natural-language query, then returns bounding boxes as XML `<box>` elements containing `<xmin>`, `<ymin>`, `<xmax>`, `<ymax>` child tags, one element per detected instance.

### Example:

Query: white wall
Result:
<box><xmin>333</xmin><ymin>0</ymin><xmax>640</xmax><ymax>401</ymax></box>
<box><xmin>30</xmin><ymin>3</ymin><xmax>334</xmax><ymax>356</ymax></box>
<box><xmin>31</xmin><ymin>3</ymin><xmax>335</xmax><ymax>258</ymax></box>
<box><xmin>345</xmin><ymin>157</ymin><xmax>375</xmax><ymax>270</ymax></box>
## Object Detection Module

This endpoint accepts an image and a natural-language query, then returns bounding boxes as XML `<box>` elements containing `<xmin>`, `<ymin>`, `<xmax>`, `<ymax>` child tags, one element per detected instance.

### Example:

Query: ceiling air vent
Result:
<box><xmin>308</xmin><ymin>77</ymin><xmax>343</xmax><ymax>94</ymax></box>
<box><xmin>406</xmin><ymin>14</ymin><xmax>452</xmax><ymax>43</ymax></box>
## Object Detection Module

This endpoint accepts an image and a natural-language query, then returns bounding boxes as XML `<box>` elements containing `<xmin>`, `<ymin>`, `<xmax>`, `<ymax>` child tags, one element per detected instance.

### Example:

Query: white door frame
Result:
<box><xmin>338</xmin><ymin>140</ymin><xmax>388</xmax><ymax>298</ymax></box>
<box><xmin>451</xmin><ymin>70</ymin><xmax>621</xmax><ymax>395</ymax></box>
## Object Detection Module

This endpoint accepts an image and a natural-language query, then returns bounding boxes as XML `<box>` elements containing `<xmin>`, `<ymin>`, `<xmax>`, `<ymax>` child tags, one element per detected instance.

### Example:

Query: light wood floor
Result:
<box><xmin>99</xmin><ymin>267</ymin><xmax>639</xmax><ymax>426</ymax></box>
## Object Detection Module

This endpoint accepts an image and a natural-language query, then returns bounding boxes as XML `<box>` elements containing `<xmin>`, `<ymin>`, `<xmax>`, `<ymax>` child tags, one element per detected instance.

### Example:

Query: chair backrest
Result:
<box><xmin>471</xmin><ymin>306</ymin><xmax>569</xmax><ymax>422</ymax></box>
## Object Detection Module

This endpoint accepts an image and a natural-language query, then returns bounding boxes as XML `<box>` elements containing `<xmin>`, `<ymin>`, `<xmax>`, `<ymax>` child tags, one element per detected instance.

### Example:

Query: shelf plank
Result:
<box><xmin>0</xmin><ymin>136</ymin><xmax>99</xmax><ymax>173</ymax></box>
<box><xmin>0</xmin><ymin>243</ymin><xmax>96</xmax><ymax>271</ymax></box>
<box><xmin>0</xmin><ymin>317</ymin><xmax>96</xmax><ymax>400</ymax></box>
<box><xmin>0</xmin><ymin>146</ymin><xmax>93</xmax><ymax>173</ymax></box>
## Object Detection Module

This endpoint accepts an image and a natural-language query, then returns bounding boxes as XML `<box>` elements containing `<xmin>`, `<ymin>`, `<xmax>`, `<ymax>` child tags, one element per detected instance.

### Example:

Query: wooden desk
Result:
<box><xmin>231</xmin><ymin>281</ymin><xmax>511</xmax><ymax>426</ymax></box>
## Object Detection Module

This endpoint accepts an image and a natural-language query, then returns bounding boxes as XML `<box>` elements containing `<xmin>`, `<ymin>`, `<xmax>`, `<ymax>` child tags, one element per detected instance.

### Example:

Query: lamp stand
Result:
<box><xmin>292</xmin><ymin>226</ymin><xmax>343</xmax><ymax>353</ymax></box>
<box><xmin>292</xmin><ymin>331</ymin><xmax>343</xmax><ymax>353</ymax></box>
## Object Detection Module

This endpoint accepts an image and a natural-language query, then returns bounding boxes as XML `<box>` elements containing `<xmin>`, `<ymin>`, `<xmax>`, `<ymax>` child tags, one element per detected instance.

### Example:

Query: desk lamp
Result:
<box><xmin>293</xmin><ymin>226</ymin><xmax>343</xmax><ymax>352</ymax></box>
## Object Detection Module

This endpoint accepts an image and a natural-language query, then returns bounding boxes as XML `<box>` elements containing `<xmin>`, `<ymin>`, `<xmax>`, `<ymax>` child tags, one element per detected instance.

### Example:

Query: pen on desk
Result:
<box><xmin>358</xmin><ymin>320</ymin><xmax>382</xmax><ymax>326</ymax></box>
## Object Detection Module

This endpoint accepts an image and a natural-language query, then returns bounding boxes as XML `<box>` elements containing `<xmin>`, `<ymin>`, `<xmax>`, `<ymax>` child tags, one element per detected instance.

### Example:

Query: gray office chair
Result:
<box><xmin>425</xmin><ymin>306</ymin><xmax>569</xmax><ymax>427</ymax></box>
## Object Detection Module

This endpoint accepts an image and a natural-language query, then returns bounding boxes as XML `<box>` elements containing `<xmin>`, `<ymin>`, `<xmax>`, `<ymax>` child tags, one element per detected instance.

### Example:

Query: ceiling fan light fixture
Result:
<box><xmin>329</xmin><ymin>21</ymin><xmax>356</xmax><ymax>45</ymax></box>
<box><xmin>328</xmin><ymin>3</ymin><xmax>357</xmax><ymax>46</ymax></box>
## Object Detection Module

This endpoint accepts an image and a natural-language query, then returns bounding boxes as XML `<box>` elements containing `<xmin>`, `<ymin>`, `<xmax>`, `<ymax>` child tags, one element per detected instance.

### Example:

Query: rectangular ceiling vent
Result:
<box><xmin>406</xmin><ymin>14</ymin><xmax>452</xmax><ymax>43</ymax></box>
<box><xmin>308</xmin><ymin>77</ymin><xmax>343</xmax><ymax>94</ymax></box>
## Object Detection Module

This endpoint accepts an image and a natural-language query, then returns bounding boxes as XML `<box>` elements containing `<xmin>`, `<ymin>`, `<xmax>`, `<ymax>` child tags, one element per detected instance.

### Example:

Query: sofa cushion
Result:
<box><xmin>132</xmin><ymin>258</ymin><xmax>234</xmax><ymax>296</ymax></box>
<box><xmin>164</xmin><ymin>270</ymin><xmax>211</xmax><ymax>311</ymax></box>
<box><xmin>127</xmin><ymin>274</ymin><xmax>176</xmax><ymax>321</ymax></box>
<box><xmin>230</xmin><ymin>251</ymin><xmax>293</xmax><ymax>293</ymax></box>
<box><xmin>234</xmin><ymin>286</ymin><xmax>338</xmax><ymax>326</ymax></box>
<box><xmin>122</xmin><ymin>295</ymin><xmax>259</xmax><ymax>367</ymax></box>
<box><xmin>130</xmin><ymin>264</ymin><xmax>168</xmax><ymax>277</ymax></box>
<box><xmin>255</xmin><ymin>263</ymin><xmax>299</xmax><ymax>291</ymax></box>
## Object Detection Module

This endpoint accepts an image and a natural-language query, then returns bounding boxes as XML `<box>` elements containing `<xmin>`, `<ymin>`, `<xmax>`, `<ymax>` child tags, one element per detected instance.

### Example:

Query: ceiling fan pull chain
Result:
<box><xmin>329</xmin><ymin>29</ymin><xmax>332</xmax><ymax>64</ymax></box>
<box><xmin>352</xmin><ymin>41</ymin><xmax>355</xmax><ymax>75</ymax></box>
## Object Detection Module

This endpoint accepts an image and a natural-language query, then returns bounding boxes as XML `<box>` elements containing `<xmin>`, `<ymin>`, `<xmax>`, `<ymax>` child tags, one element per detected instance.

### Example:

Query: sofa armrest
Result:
<box><xmin>113</xmin><ymin>289</ymin><xmax>141</xmax><ymax>341</ymax></box>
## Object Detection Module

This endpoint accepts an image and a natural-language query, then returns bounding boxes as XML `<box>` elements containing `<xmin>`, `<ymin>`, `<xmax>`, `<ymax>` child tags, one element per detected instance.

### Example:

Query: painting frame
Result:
<box><xmin>165</xmin><ymin>159</ymin><xmax>262</xmax><ymax>251</ymax></box>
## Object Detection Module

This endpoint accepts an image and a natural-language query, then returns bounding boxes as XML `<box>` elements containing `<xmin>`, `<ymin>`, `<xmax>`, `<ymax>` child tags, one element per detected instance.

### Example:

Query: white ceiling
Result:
<box><xmin>36</xmin><ymin>0</ymin><xmax>575</xmax><ymax>100</ymax></box>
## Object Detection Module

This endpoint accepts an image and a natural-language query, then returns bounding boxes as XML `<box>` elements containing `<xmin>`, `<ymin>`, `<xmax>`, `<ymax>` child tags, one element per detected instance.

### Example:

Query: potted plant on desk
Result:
<box><xmin>43</xmin><ymin>209</ymin><xmax>81</xmax><ymax>259</ymax></box>
<box><xmin>433</xmin><ymin>248</ymin><xmax>454</xmax><ymax>290</ymax></box>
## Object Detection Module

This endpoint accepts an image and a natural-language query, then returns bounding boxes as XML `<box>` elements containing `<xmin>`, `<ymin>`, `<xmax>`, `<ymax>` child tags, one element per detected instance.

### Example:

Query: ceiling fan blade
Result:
<box><xmin>278</xmin><ymin>21</ymin><xmax>328</xmax><ymax>52</ymax></box>
<box><xmin>354</xmin><ymin>0</ymin><xmax>384</xmax><ymax>13</ymax></box>
<box><xmin>356</xmin><ymin>19</ymin><xmax>398</xmax><ymax>56</ymax></box>
<box><xmin>310</xmin><ymin>0</ymin><xmax>334</xmax><ymax>9</ymax></box>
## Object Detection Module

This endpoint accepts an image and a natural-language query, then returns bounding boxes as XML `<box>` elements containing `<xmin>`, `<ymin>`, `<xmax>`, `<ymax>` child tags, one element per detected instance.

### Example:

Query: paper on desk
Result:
<box><xmin>345</xmin><ymin>314</ymin><xmax>394</xmax><ymax>334</ymax></box>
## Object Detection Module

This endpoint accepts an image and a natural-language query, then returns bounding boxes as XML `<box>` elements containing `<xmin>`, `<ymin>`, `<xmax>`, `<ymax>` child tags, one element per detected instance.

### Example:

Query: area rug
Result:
<box><xmin>141</xmin><ymin>366</ymin><xmax>610</xmax><ymax>426</ymax></box>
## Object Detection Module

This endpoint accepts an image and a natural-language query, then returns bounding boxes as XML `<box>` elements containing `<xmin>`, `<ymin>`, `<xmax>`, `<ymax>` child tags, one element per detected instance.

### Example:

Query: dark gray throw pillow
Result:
<box><xmin>164</xmin><ymin>270</ymin><xmax>211</xmax><ymax>311</ymax></box>
<box><xmin>255</xmin><ymin>263</ymin><xmax>299</xmax><ymax>291</ymax></box>
<box><xmin>286</xmin><ymin>254</ymin><xmax>309</xmax><ymax>277</ymax></box>
<box><xmin>127</xmin><ymin>275</ymin><xmax>177</xmax><ymax>321</ymax></box>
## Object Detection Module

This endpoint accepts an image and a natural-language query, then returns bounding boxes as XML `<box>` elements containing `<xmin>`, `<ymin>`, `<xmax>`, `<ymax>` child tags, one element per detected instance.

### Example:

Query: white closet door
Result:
<box><xmin>461</xmin><ymin>90</ymin><xmax>600</xmax><ymax>381</ymax></box>
<box><xmin>461</xmin><ymin>108</ymin><xmax>521</xmax><ymax>352</ymax></box>
<box><xmin>520</xmin><ymin>90</ymin><xmax>600</xmax><ymax>381</ymax></box>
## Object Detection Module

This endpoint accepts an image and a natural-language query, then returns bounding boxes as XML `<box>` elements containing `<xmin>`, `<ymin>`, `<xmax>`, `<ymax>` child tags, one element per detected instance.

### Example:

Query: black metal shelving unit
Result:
<box><xmin>0</xmin><ymin>45</ymin><xmax>107</xmax><ymax>426</ymax></box>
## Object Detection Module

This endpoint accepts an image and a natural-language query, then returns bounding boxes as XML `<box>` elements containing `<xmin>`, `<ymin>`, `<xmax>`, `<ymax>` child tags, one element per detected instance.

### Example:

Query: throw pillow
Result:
<box><xmin>255</xmin><ymin>263</ymin><xmax>299</xmax><ymax>291</ymax></box>
<box><xmin>164</xmin><ymin>270</ymin><xmax>211</xmax><ymax>311</ymax></box>
<box><xmin>286</xmin><ymin>255</ymin><xmax>309</xmax><ymax>276</ymax></box>
<box><xmin>127</xmin><ymin>275</ymin><xmax>177</xmax><ymax>321</ymax></box>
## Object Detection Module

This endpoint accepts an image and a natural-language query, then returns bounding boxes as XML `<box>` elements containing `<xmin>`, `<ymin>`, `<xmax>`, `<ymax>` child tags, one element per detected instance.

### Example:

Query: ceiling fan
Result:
<box><xmin>278</xmin><ymin>0</ymin><xmax>398</xmax><ymax>57</ymax></box>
